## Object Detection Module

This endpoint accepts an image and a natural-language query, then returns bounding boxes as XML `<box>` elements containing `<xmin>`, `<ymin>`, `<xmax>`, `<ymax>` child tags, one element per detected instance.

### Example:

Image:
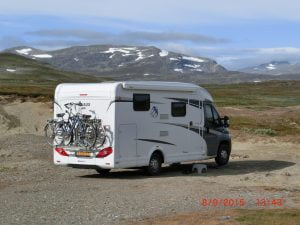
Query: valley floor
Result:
<box><xmin>0</xmin><ymin>97</ymin><xmax>299</xmax><ymax>225</ymax></box>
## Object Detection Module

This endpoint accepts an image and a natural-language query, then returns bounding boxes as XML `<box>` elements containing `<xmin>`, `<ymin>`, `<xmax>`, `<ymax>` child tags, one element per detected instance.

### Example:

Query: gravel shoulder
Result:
<box><xmin>0</xmin><ymin>134</ymin><xmax>299</xmax><ymax>225</ymax></box>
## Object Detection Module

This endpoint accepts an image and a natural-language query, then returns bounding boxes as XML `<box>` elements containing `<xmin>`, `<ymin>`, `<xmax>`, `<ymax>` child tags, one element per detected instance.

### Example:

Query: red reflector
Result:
<box><xmin>96</xmin><ymin>147</ymin><xmax>113</xmax><ymax>158</ymax></box>
<box><xmin>55</xmin><ymin>147</ymin><xmax>69</xmax><ymax>156</ymax></box>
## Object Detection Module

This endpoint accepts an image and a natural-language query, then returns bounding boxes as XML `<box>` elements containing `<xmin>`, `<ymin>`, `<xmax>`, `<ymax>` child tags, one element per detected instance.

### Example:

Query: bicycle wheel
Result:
<box><xmin>61</xmin><ymin>122</ymin><xmax>73</xmax><ymax>146</ymax></box>
<box><xmin>44</xmin><ymin>122</ymin><xmax>63</xmax><ymax>146</ymax></box>
<box><xmin>75</xmin><ymin>122</ymin><xmax>97</xmax><ymax>148</ymax></box>
<box><xmin>94</xmin><ymin>125</ymin><xmax>106</xmax><ymax>148</ymax></box>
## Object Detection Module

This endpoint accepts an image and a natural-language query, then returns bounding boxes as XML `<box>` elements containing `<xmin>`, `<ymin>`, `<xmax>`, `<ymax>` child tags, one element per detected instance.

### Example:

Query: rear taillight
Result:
<box><xmin>96</xmin><ymin>147</ymin><xmax>113</xmax><ymax>158</ymax></box>
<box><xmin>55</xmin><ymin>147</ymin><xmax>69</xmax><ymax>156</ymax></box>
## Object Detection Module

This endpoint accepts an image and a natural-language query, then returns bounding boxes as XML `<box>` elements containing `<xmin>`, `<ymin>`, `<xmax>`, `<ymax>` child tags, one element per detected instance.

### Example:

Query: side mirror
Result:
<box><xmin>223</xmin><ymin>116</ymin><xmax>230</xmax><ymax>128</ymax></box>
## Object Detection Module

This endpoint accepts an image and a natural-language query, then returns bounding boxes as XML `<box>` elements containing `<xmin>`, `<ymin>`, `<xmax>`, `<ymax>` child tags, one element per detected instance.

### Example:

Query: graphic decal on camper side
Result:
<box><xmin>156</xmin><ymin>122</ymin><xmax>202</xmax><ymax>136</ymax></box>
<box><xmin>150</xmin><ymin>106</ymin><xmax>159</xmax><ymax>118</ymax></box>
<box><xmin>136</xmin><ymin>138</ymin><xmax>175</xmax><ymax>146</ymax></box>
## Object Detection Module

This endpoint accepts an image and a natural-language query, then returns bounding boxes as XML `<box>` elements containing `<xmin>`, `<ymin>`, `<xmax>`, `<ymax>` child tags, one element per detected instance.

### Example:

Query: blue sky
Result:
<box><xmin>1</xmin><ymin>0</ymin><xmax>300</xmax><ymax>69</ymax></box>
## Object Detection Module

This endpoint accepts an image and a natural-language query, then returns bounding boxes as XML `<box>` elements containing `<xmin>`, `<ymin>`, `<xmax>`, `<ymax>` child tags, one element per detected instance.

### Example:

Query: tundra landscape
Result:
<box><xmin>0</xmin><ymin>67</ymin><xmax>299</xmax><ymax>224</ymax></box>
<box><xmin>1</xmin><ymin>1</ymin><xmax>300</xmax><ymax>223</ymax></box>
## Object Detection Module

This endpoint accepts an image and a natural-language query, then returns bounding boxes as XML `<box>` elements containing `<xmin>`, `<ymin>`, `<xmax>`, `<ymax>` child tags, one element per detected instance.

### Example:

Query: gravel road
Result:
<box><xmin>0</xmin><ymin>134</ymin><xmax>299</xmax><ymax>225</ymax></box>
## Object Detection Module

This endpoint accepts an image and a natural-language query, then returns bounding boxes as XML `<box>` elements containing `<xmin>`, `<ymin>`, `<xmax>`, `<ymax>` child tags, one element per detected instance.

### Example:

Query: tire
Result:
<box><xmin>95</xmin><ymin>169</ymin><xmax>110</xmax><ymax>176</ymax></box>
<box><xmin>215</xmin><ymin>143</ymin><xmax>230</xmax><ymax>166</ymax></box>
<box><xmin>147</xmin><ymin>152</ymin><xmax>163</xmax><ymax>176</ymax></box>
<box><xmin>61</xmin><ymin>122</ymin><xmax>73</xmax><ymax>146</ymax></box>
<box><xmin>44</xmin><ymin>122</ymin><xmax>63</xmax><ymax>146</ymax></box>
<box><xmin>76</xmin><ymin>122</ymin><xmax>97</xmax><ymax>148</ymax></box>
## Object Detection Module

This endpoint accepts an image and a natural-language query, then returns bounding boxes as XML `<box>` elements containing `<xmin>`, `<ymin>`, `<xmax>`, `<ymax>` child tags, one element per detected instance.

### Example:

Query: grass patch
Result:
<box><xmin>0</xmin><ymin>106</ymin><xmax>21</xmax><ymax>129</ymax></box>
<box><xmin>230</xmin><ymin>114</ymin><xmax>300</xmax><ymax>136</ymax></box>
<box><xmin>204</xmin><ymin>80</ymin><xmax>300</xmax><ymax>109</ymax></box>
<box><xmin>0</xmin><ymin>53</ymin><xmax>111</xmax><ymax>100</ymax></box>
<box><xmin>235</xmin><ymin>209</ymin><xmax>300</xmax><ymax>225</ymax></box>
<box><xmin>127</xmin><ymin>209</ymin><xmax>300</xmax><ymax>225</ymax></box>
<box><xmin>0</xmin><ymin>166</ymin><xmax>12</xmax><ymax>172</ymax></box>
<box><xmin>241</xmin><ymin>127</ymin><xmax>277</xmax><ymax>136</ymax></box>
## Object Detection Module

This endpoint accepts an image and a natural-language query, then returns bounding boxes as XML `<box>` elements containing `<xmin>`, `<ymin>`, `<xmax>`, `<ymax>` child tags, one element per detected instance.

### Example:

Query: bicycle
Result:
<box><xmin>45</xmin><ymin>102</ymin><xmax>97</xmax><ymax>148</ymax></box>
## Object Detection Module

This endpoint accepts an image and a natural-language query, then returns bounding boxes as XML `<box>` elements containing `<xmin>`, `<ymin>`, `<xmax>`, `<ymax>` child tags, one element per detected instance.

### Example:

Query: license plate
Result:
<box><xmin>75</xmin><ymin>151</ymin><xmax>92</xmax><ymax>157</ymax></box>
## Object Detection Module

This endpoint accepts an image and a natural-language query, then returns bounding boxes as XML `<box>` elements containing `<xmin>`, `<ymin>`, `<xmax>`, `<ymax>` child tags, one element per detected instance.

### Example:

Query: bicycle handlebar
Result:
<box><xmin>64</xmin><ymin>102</ymin><xmax>83</xmax><ymax>109</ymax></box>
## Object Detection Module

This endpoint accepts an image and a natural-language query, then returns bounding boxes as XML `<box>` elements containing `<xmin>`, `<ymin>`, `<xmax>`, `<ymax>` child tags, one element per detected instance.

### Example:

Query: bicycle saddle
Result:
<box><xmin>56</xmin><ymin>113</ymin><xmax>65</xmax><ymax>117</ymax></box>
<box><xmin>82</xmin><ymin>114</ymin><xmax>92</xmax><ymax>119</ymax></box>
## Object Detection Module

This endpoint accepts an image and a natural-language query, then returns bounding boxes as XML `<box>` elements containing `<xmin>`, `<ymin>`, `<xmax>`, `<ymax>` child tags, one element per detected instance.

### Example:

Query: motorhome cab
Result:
<box><xmin>53</xmin><ymin>81</ymin><xmax>231</xmax><ymax>175</ymax></box>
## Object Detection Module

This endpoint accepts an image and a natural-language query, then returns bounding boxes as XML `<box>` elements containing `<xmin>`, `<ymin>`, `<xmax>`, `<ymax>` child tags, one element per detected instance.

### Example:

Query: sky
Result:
<box><xmin>1</xmin><ymin>0</ymin><xmax>300</xmax><ymax>69</ymax></box>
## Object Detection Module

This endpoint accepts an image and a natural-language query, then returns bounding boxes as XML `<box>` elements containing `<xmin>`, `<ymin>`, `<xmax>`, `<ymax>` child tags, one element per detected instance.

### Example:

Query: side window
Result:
<box><xmin>204</xmin><ymin>104</ymin><xmax>214</xmax><ymax>127</ymax></box>
<box><xmin>171</xmin><ymin>102</ymin><xmax>186</xmax><ymax>117</ymax></box>
<box><xmin>133</xmin><ymin>94</ymin><xmax>150</xmax><ymax>111</ymax></box>
<box><xmin>212</xmin><ymin>105</ymin><xmax>220</xmax><ymax>126</ymax></box>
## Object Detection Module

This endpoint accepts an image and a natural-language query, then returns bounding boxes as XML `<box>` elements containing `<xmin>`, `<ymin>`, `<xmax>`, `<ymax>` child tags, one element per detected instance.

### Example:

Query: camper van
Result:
<box><xmin>53</xmin><ymin>81</ymin><xmax>231</xmax><ymax>175</ymax></box>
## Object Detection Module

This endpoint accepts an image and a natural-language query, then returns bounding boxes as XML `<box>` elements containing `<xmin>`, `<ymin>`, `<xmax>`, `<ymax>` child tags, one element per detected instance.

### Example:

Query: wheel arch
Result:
<box><xmin>148</xmin><ymin>147</ymin><xmax>165</xmax><ymax>163</ymax></box>
<box><xmin>219</xmin><ymin>139</ymin><xmax>231</xmax><ymax>153</ymax></box>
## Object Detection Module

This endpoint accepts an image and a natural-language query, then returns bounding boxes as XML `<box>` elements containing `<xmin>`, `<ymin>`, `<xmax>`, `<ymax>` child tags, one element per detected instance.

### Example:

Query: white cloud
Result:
<box><xmin>257</xmin><ymin>47</ymin><xmax>300</xmax><ymax>54</ymax></box>
<box><xmin>1</xmin><ymin>0</ymin><xmax>300</xmax><ymax>24</ymax></box>
<box><xmin>27</xmin><ymin>29</ymin><xmax>229</xmax><ymax>44</ymax></box>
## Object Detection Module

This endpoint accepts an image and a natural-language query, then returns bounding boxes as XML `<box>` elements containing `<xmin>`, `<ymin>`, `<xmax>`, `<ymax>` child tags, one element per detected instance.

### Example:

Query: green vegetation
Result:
<box><xmin>204</xmin><ymin>80</ymin><xmax>300</xmax><ymax>108</ymax></box>
<box><xmin>241</xmin><ymin>127</ymin><xmax>277</xmax><ymax>136</ymax></box>
<box><xmin>0</xmin><ymin>106</ymin><xmax>20</xmax><ymax>129</ymax></box>
<box><xmin>235</xmin><ymin>209</ymin><xmax>300</xmax><ymax>225</ymax></box>
<box><xmin>0</xmin><ymin>53</ymin><xmax>110</xmax><ymax>99</ymax></box>
<box><xmin>0</xmin><ymin>53</ymin><xmax>299</xmax><ymax>137</ymax></box>
<box><xmin>229</xmin><ymin>112</ymin><xmax>300</xmax><ymax>136</ymax></box>
<box><xmin>0</xmin><ymin>166</ymin><xmax>12</xmax><ymax>173</ymax></box>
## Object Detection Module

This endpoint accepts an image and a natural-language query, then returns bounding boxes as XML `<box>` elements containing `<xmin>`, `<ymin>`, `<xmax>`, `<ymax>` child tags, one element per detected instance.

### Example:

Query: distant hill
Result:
<box><xmin>4</xmin><ymin>45</ymin><xmax>227</xmax><ymax>77</ymax></box>
<box><xmin>2</xmin><ymin>46</ymin><xmax>300</xmax><ymax>86</ymax></box>
<box><xmin>240</xmin><ymin>60</ymin><xmax>300</xmax><ymax>75</ymax></box>
<box><xmin>0</xmin><ymin>53</ymin><xmax>106</xmax><ymax>85</ymax></box>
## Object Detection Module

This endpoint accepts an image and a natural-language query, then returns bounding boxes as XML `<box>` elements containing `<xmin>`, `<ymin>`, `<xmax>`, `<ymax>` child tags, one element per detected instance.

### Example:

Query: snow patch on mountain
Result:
<box><xmin>182</xmin><ymin>56</ymin><xmax>205</xmax><ymax>63</ymax></box>
<box><xmin>33</xmin><ymin>54</ymin><xmax>53</xmax><ymax>58</ymax></box>
<box><xmin>184</xmin><ymin>64</ymin><xmax>201</xmax><ymax>69</ymax></box>
<box><xmin>159</xmin><ymin>50</ymin><xmax>168</xmax><ymax>57</ymax></box>
<box><xmin>102</xmin><ymin>47</ymin><xmax>135</xmax><ymax>54</ymax></box>
<box><xmin>266</xmin><ymin>64</ymin><xmax>276</xmax><ymax>70</ymax></box>
<box><xmin>16</xmin><ymin>48</ymin><xmax>32</xmax><ymax>55</ymax></box>
<box><xmin>6</xmin><ymin>68</ymin><xmax>16</xmax><ymax>72</ymax></box>
<box><xmin>135</xmin><ymin>51</ymin><xmax>145</xmax><ymax>61</ymax></box>
<box><xmin>174</xmin><ymin>68</ymin><xmax>183</xmax><ymax>73</ymax></box>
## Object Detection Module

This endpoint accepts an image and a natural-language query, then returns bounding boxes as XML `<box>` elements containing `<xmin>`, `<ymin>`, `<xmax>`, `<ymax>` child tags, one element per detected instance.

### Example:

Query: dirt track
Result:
<box><xmin>0</xmin><ymin>134</ymin><xmax>299</xmax><ymax>225</ymax></box>
<box><xmin>0</xmin><ymin>100</ymin><xmax>299</xmax><ymax>224</ymax></box>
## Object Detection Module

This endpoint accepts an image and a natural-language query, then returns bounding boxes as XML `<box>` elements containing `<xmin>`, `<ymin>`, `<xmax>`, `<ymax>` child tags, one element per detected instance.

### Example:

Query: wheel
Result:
<box><xmin>44</xmin><ymin>122</ymin><xmax>63</xmax><ymax>146</ymax></box>
<box><xmin>94</xmin><ymin>125</ymin><xmax>106</xmax><ymax>148</ymax></box>
<box><xmin>76</xmin><ymin>122</ymin><xmax>97</xmax><ymax>148</ymax></box>
<box><xmin>215</xmin><ymin>143</ymin><xmax>230</xmax><ymax>166</ymax></box>
<box><xmin>95</xmin><ymin>169</ymin><xmax>110</xmax><ymax>176</ymax></box>
<box><xmin>61</xmin><ymin>122</ymin><xmax>73</xmax><ymax>146</ymax></box>
<box><xmin>147</xmin><ymin>152</ymin><xmax>163</xmax><ymax>176</ymax></box>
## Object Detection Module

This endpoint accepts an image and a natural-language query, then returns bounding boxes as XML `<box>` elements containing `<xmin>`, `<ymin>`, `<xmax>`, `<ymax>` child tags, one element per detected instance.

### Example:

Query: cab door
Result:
<box><xmin>188</xmin><ymin>99</ymin><xmax>203</xmax><ymax>153</ymax></box>
<box><xmin>203</xmin><ymin>103</ymin><xmax>220</xmax><ymax>156</ymax></box>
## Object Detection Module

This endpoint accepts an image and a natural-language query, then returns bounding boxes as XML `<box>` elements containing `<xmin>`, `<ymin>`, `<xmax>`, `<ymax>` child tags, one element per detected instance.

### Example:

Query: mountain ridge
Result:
<box><xmin>240</xmin><ymin>60</ymin><xmax>300</xmax><ymax>75</ymax></box>
<box><xmin>4</xmin><ymin>45</ymin><xmax>227</xmax><ymax>77</ymax></box>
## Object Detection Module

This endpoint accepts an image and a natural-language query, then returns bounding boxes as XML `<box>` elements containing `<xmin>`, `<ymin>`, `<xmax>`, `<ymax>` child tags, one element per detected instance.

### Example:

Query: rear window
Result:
<box><xmin>171</xmin><ymin>102</ymin><xmax>186</xmax><ymax>117</ymax></box>
<box><xmin>133</xmin><ymin>94</ymin><xmax>150</xmax><ymax>111</ymax></box>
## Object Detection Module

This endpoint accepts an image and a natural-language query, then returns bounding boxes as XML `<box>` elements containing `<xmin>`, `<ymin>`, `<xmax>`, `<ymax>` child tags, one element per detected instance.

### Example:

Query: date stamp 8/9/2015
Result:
<box><xmin>201</xmin><ymin>197</ymin><xmax>285</xmax><ymax>207</ymax></box>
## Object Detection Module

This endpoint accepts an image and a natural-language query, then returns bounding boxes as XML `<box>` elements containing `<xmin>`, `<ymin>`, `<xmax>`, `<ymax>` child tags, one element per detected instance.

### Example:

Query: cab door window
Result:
<box><xmin>212</xmin><ymin>105</ymin><xmax>221</xmax><ymax>127</ymax></box>
<box><xmin>204</xmin><ymin>104</ymin><xmax>214</xmax><ymax>127</ymax></box>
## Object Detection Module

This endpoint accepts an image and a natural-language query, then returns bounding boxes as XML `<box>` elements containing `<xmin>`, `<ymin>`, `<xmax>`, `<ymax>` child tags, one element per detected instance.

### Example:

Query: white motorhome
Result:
<box><xmin>53</xmin><ymin>81</ymin><xmax>231</xmax><ymax>175</ymax></box>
